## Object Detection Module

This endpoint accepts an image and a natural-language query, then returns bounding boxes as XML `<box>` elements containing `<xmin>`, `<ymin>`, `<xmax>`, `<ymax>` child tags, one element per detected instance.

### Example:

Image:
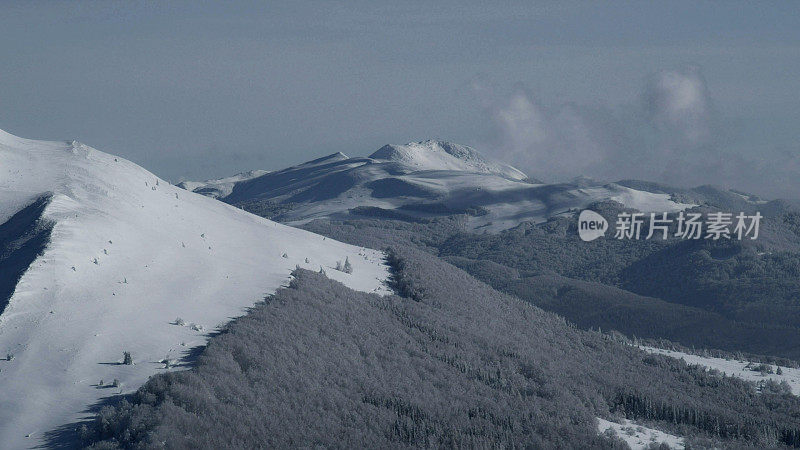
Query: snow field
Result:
<box><xmin>0</xmin><ymin>129</ymin><xmax>390</xmax><ymax>448</ymax></box>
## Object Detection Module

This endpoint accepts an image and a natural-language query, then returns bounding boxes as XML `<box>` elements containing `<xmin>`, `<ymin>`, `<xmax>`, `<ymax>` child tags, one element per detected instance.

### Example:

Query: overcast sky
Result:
<box><xmin>1</xmin><ymin>1</ymin><xmax>798</xmax><ymax>198</ymax></box>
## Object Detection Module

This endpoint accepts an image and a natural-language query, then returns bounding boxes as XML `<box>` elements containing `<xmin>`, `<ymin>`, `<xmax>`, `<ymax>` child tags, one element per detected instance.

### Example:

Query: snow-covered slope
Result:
<box><xmin>597</xmin><ymin>418</ymin><xmax>684</xmax><ymax>449</ymax></box>
<box><xmin>0</xmin><ymin>129</ymin><xmax>390</xmax><ymax>448</ymax></box>
<box><xmin>201</xmin><ymin>141</ymin><xmax>694</xmax><ymax>232</ymax></box>
<box><xmin>176</xmin><ymin>169</ymin><xmax>269</xmax><ymax>199</ymax></box>
<box><xmin>642</xmin><ymin>347</ymin><xmax>800</xmax><ymax>396</ymax></box>
<box><xmin>369</xmin><ymin>140</ymin><xmax>528</xmax><ymax>181</ymax></box>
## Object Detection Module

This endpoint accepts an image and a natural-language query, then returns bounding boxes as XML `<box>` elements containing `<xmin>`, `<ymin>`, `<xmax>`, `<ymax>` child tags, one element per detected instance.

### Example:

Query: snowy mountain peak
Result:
<box><xmin>178</xmin><ymin>138</ymin><xmax>696</xmax><ymax>233</ymax></box>
<box><xmin>369</xmin><ymin>140</ymin><xmax>528</xmax><ymax>181</ymax></box>
<box><xmin>0</xmin><ymin>128</ymin><xmax>390</xmax><ymax>447</ymax></box>
<box><xmin>299</xmin><ymin>151</ymin><xmax>350</xmax><ymax>167</ymax></box>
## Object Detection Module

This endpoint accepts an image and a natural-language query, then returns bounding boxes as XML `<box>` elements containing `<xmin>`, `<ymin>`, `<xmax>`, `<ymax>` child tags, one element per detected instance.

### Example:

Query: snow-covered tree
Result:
<box><xmin>343</xmin><ymin>257</ymin><xmax>353</xmax><ymax>274</ymax></box>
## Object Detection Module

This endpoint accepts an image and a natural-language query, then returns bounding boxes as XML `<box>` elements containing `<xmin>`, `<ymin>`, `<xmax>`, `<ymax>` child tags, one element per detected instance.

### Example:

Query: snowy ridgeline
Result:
<box><xmin>182</xmin><ymin>139</ymin><xmax>697</xmax><ymax>233</ymax></box>
<box><xmin>641</xmin><ymin>346</ymin><xmax>800</xmax><ymax>396</ymax></box>
<box><xmin>597</xmin><ymin>418</ymin><xmax>684</xmax><ymax>450</ymax></box>
<box><xmin>0</xmin><ymin>129</ymin><xmax>391</xmax><ymax>448</ymax></box>
<box><xmin>175</xmin><ymin>169</ymin><xmax>270</xmax><ymax>199</ymax></box>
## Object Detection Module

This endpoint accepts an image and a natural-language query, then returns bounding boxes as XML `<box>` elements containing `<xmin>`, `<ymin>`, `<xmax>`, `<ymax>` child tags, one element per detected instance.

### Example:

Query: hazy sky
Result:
<box><xmin>1</xmin><ymin>1</ymin><xmax>798</xmax><ymax>198</ymax></box>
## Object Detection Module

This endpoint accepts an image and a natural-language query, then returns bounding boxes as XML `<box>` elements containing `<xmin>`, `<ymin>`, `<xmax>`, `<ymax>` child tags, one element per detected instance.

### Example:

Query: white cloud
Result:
<box><xmin>477</xmin><ymin>67</ymin><xmax>799</xmax><ymax>199</ymax></box>
<box><xmin>644</xmin><ymin>66</ymin><xmax>711</xmax><ymax>145</ymax></box>
<box><xmin>486</xmin><ymin>88</ymin><xmax>607</xmax><ymax>180</ymax></box>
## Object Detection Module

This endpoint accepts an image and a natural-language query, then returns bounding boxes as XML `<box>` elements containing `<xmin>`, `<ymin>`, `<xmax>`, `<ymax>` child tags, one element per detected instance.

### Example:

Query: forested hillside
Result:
<box><xmin>297</xmin><ymin>208</ymin><xmax>800</xmax><ymax>361</ymax></box>
<box><xmin>83</xmin><ymin>243</ymin><xmax>800</xmax><ymax>448</ymax></box>
<box><xmin>437</xmin><ymin>214</ymin><xmax>800</xmax><ymax>358</ymax></box>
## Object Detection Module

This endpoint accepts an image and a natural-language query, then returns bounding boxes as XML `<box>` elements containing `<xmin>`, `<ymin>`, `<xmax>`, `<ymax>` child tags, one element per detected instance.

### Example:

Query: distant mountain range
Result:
<box><xmin>176</xmin><ymin>169</ymin><xmax>270</xmax><ymax>199</ymax></box>
<box><xmin>182</xmin><ymin>140</ymin><xmax>706</xmax><ymax>232</ymax></box>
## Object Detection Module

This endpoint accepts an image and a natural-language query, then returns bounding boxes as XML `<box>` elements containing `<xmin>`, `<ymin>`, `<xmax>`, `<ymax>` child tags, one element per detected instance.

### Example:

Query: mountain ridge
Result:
<box><xmin>180</xmin><ymin>140</ymin><xmax>697</xmax><ymax>232</ymax></box>
<box><xmin>369</xmin><ymin>140</ymin><xmax>530</xmax><ymax>181</ymax></box>
<box><xmin>0</xmin><ymin>128</ymin><xmax>390</xmax><ymax>448</ymax></box>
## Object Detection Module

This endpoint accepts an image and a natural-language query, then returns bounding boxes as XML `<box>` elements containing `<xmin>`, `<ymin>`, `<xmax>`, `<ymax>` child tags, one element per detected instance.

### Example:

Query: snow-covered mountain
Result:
<box><xmin>369</xmin><ymin>140</ymin><xmax>529</xmax><ymax>181</ymax></box>
<box><xmin>189</xmin><ymin>141</ymin><xmax>695</xmax><ymax>232</ymax></box>
<box><xmin>0</xmin><ymin>129</ymin><xmax>390</xmax><ymax>448</ymax></box>
<box><xmin>176</xmin><ymin>169</ymin><xmax>269</xmax><ymax>199</ymax></box>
